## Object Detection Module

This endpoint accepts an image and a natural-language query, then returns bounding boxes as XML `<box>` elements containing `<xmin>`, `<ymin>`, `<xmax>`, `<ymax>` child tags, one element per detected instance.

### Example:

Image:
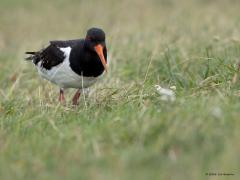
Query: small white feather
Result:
<box><xmin>155</xmin><ymin>85</ymin><xmax>176</xmax><ymax>102</ymax></box>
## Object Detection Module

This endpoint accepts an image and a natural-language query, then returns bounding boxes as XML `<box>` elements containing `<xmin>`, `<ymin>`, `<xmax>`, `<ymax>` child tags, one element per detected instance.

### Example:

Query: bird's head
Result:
<box><xmin>85</xmin><ymin>28</ymin><xmax>107</xmax><ymax>72</ymax></box>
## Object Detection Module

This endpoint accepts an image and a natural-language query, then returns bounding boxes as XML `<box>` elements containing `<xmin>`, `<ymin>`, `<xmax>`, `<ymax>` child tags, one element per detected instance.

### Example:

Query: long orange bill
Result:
<box><xmin>94</xmin><ymin>44</ymin><xmax>108</xmax><ymax>72</ymax></box>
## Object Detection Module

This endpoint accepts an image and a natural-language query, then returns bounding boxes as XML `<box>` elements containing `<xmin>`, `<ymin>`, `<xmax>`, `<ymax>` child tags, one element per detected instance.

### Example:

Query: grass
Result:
<box><xmin>0</xmin><ymin>0</ymin><xmax>240</xmax><ymax>179</ymax></box>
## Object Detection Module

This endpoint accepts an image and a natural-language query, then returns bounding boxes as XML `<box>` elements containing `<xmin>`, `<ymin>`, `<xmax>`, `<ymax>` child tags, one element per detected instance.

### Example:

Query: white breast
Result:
<box><xmin>36</xmin><ymin>47</ymin><xmax>98</xmax><ymax>89</ymax></box>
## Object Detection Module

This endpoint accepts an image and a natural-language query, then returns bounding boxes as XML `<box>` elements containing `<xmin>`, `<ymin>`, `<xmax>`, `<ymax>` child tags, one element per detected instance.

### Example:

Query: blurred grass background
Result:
<box><xmin>0</xmin><ymin>0</ymin><xmax>240</xmax><ymax>179</ymax></box>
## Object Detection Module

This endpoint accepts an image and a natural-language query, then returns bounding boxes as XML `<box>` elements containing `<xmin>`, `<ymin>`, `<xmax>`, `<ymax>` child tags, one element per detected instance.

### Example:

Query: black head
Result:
<box><xmin>85</xmin><ymin>27</ymin><xmax>107</xmax><ymax>71</ymax></box>
<box><xmin>86</xmin><ymin>28</ymin><xmax>105</xmax><ymax>43</ymax></box>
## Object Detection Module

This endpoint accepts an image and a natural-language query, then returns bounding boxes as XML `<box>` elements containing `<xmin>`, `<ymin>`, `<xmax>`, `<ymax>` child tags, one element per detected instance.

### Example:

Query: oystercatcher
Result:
<box><xmin>25</xmin><ymin>28</ymin><xmax>107</xmax><ymax>105</ymax></box>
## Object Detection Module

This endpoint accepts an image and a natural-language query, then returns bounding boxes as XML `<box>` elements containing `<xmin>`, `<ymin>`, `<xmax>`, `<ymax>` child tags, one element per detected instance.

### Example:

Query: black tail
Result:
<box><xmin>25</xmin><ymin>51</ymin><xmax>40</xmax><ymax>64</ymax></box>
<box><xmin>25</xmin><ymin>51</ymin><xmax>37</xmax><ymax>60</ymax></box>
<box><xmin>25</xmin><ymin>51</ymin><xmax>37</xmax><ymax>55</ymax></box>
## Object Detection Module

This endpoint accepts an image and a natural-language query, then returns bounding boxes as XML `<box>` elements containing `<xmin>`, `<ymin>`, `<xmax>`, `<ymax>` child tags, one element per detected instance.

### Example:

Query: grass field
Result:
<box><xmin>0</xmin><ymin>0</ymin><xmax>240</xmax><ymax>179</ymax></box>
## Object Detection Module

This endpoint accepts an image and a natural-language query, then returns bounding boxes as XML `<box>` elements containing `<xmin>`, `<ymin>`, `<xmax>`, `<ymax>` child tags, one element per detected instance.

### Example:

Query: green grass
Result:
<box><xmin>0</xmin><ymin>0</ymin><xmax>240</xmax><ymax>179</ymax></box>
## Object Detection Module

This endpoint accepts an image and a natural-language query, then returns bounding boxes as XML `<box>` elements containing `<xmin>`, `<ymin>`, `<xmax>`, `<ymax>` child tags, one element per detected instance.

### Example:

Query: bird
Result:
<box><xmin>25</xmin><ymin>27</ymin><xmax>108</xmax><ymax>105</ymax></box>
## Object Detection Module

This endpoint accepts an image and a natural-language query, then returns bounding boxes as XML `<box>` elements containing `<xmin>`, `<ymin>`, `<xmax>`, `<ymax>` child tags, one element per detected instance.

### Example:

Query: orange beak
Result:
<box><xmin>94</xmin><ymin>44</ymin><xmax>107</xmax><ymax>72</ymax></box>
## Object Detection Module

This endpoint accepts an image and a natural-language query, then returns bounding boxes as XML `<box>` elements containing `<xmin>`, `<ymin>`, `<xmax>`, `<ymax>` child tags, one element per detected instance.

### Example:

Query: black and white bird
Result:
<box><xmin>25</xmin><ymin>27</ymin><xmax>108</xmax><ymax>105</ymax></box>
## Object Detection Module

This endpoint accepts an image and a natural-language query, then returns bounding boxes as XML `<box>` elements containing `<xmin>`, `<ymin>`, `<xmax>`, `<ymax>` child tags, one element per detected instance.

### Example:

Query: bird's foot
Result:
<box><xmin>72</xmin><ymin>90</ymin><xmax>81</xmax><ymax>106</ymax></box>
<box><xmin>59</xmin><ymin>89</ymin><xmax>66</xmax><ymax>105</ymax></box>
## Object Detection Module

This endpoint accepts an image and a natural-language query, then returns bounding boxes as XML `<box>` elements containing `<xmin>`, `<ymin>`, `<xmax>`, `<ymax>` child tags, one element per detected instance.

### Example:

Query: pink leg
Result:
<box><xmin>72</xmin><ymin>89</ymin><xmax>81</xmax><ymax>105</ymax></box>
<box><xmin>59</xmin><ymin>89</ymin><xmax>65</xmax><ymax>104</ymax></box>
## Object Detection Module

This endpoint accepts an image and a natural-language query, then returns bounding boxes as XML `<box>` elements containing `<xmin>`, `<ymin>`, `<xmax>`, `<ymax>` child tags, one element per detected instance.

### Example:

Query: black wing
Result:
<box><xmin>25</xmin><ymin>44</ymin><xmax>65</xmax><ymax>70</ymax></box>
<box><xmin>50</xmin><ymin>39</ymin><xmax>83</xmax><ymax>48</ymax></box>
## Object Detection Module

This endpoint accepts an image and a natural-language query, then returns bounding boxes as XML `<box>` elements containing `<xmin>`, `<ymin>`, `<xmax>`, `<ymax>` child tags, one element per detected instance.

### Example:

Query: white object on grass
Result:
<box><xmin>170</xmin><ymin>86</ymin><xmax>176</xmax><ymax>90</ymax></box>
<box><xmin>155</xmin><ymin>85</ymin><xmax>176</xmax><ymax>102</ymax></box>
